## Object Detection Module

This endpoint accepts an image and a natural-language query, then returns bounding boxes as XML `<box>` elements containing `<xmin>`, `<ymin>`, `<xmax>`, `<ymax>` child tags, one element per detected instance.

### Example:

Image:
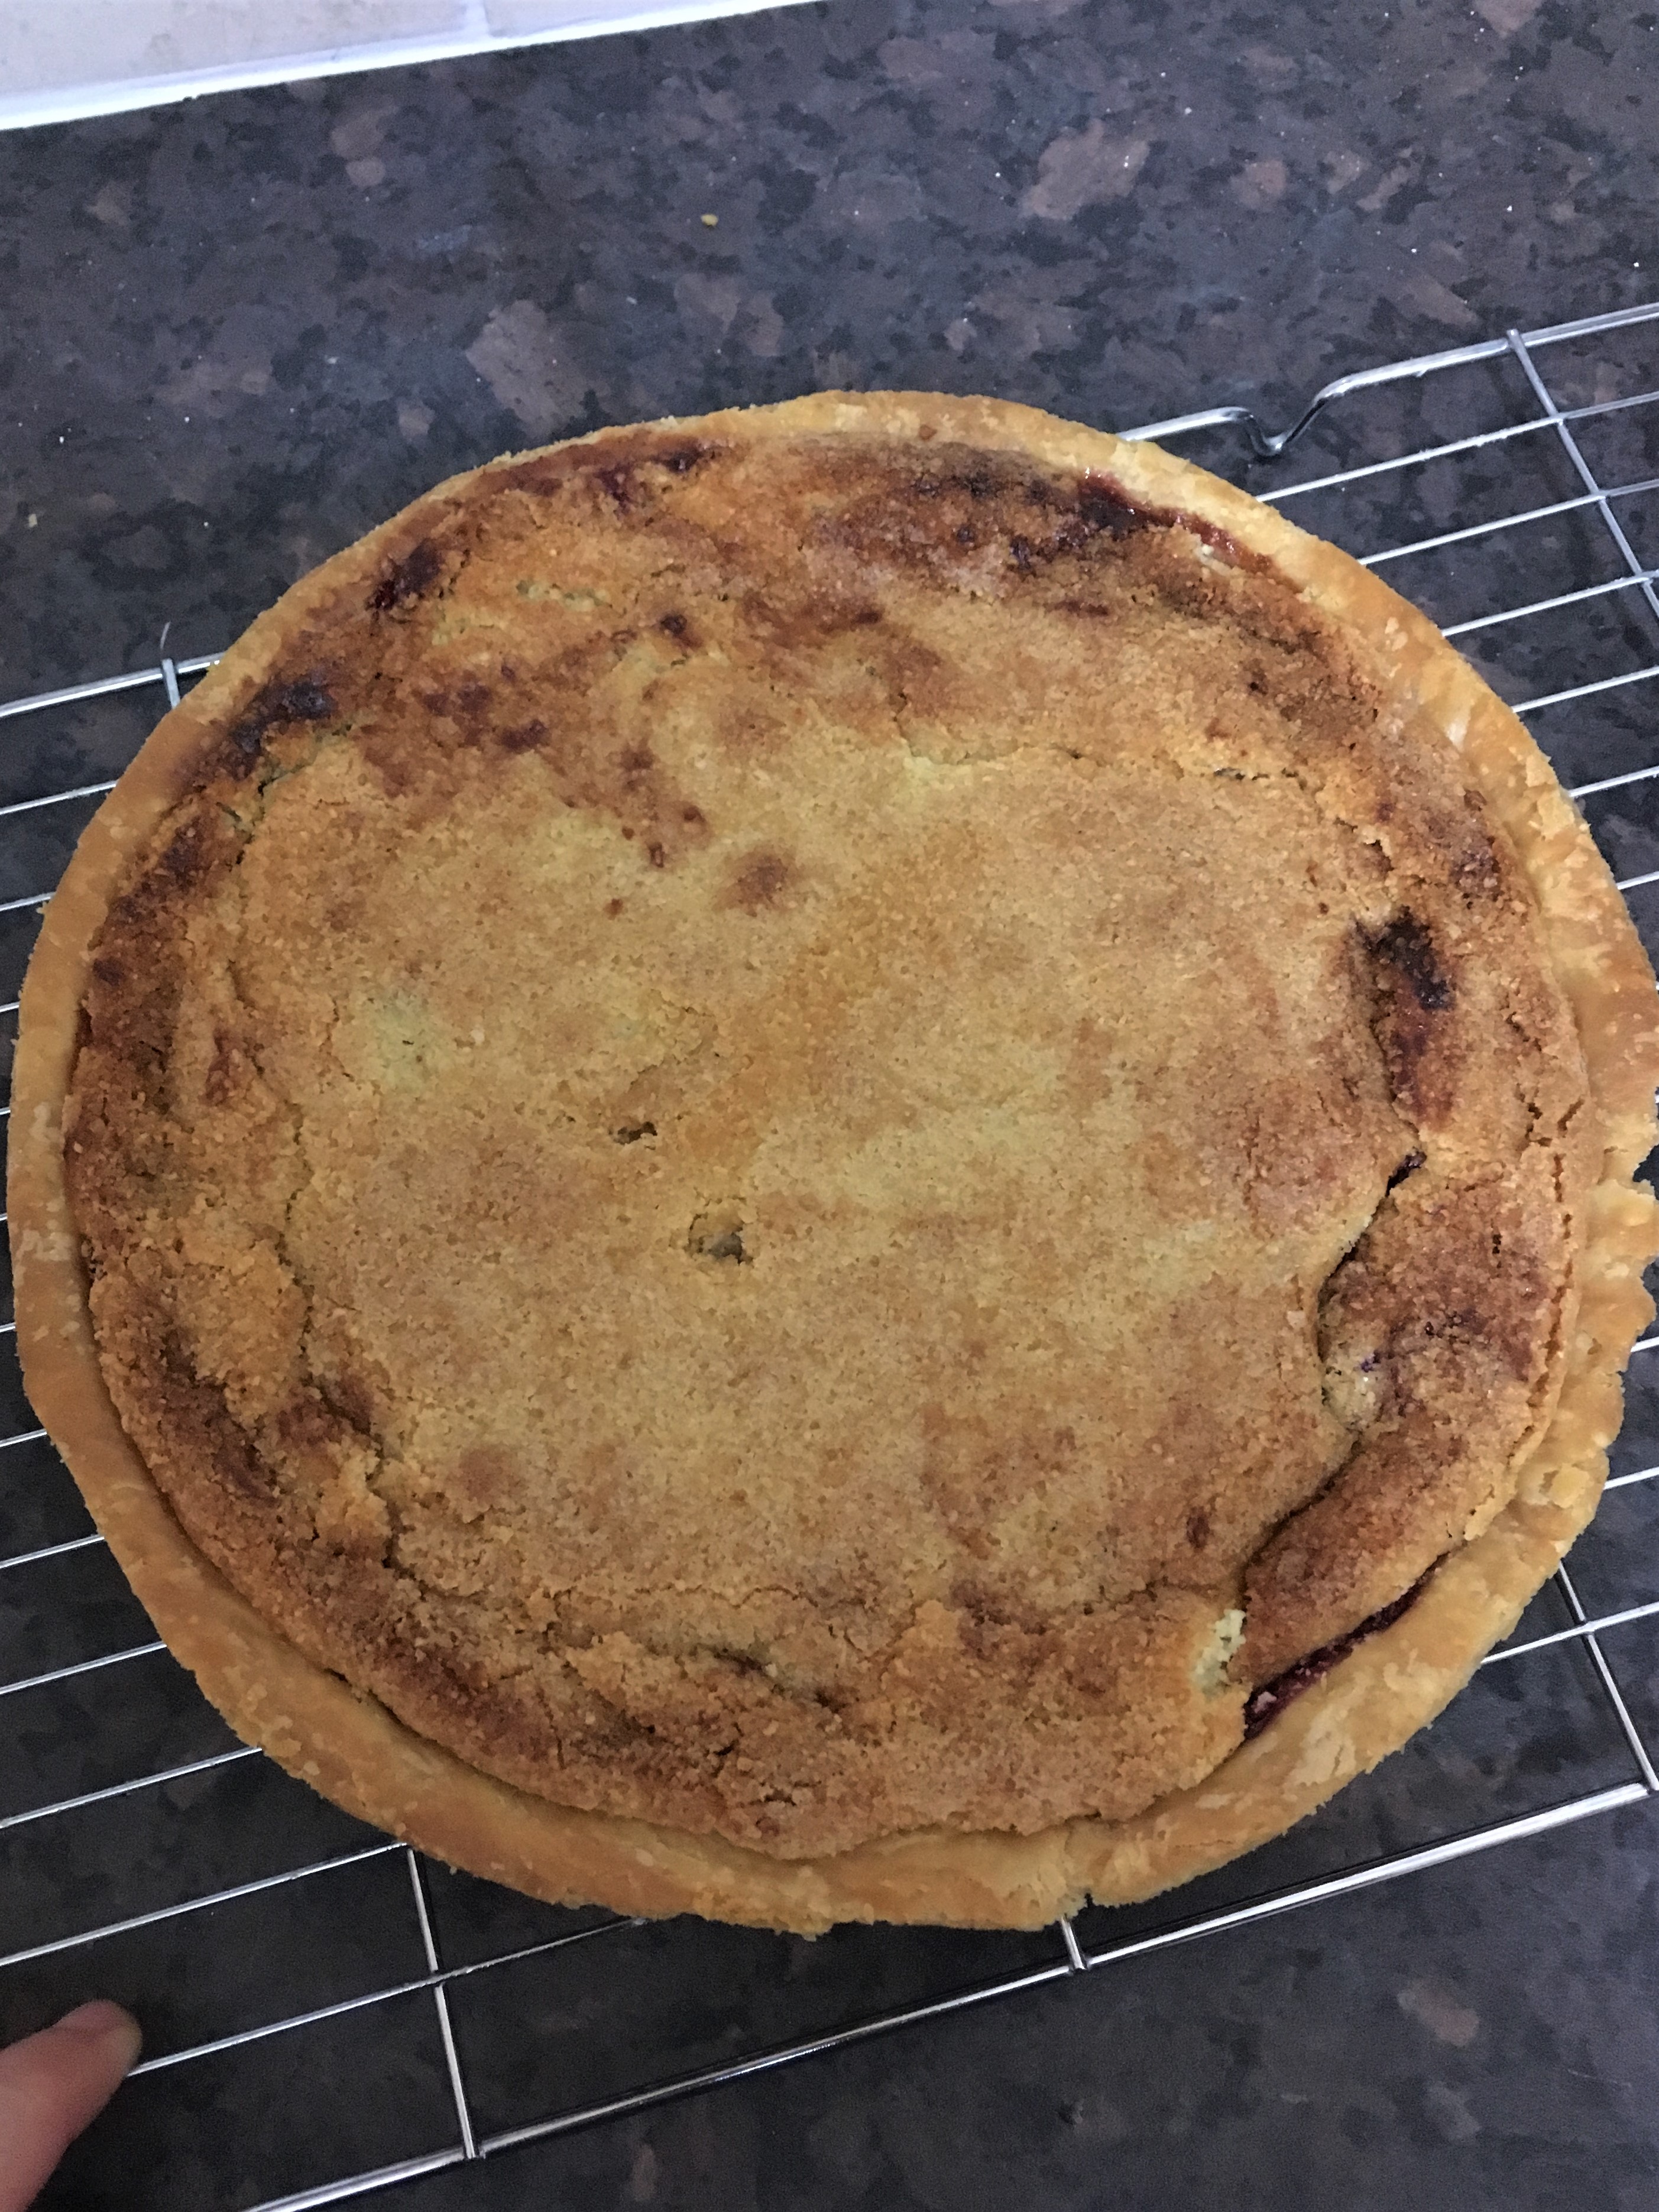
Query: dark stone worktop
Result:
<box><xmin>5</xmin><ymin>0</ymin><xmax>1657</xmax><ymax>695</ymax></box>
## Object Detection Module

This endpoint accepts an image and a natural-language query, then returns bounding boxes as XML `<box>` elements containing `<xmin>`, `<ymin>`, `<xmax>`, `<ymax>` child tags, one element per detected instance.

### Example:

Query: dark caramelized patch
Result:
<box><xmin>1369</xmin><ymin>912</ymin><xmax>1453</xmax><ymax>1013</ymax></box>
<box><xmin>226</xmin><ymin>672</ymin><xmax>338</xmax><ymax>760</ymax></box>
<box><xmin>495</xmin><ymin>436</ymin><xmax>721</xmax><ymax>506</ymax></box>
<box><xmin>1078</xmin><ymin>471</ymin><xmax>1249</xmax><ymax>565</ymax></box>
<box><xmin>728</xmin><ymin>850</ymin><xmax>793</xmax><ymax>913</ymax></box>
<box><xmin>654</xmin><ymin>440</ymin><xmax>717</xmax><ymax>476</ymax></box>
<box><xmin>154</xmin><ymin>1329</ymin><xmax>272</xmax><ymax>1503</ymax></box>
<box><xmin>159</xmin><ymin>815</ymin><xmax>222</xmax><ymax>888</ymax></box>
<box><xmin>821</xmin><ymin>443</ymin><xmax>1255</xmax><ymax>598</ymax></box>
<box><xmin>350</xmin><ymin>646</ymin><xmax>711</xmax><ymax>868</ymax></box>
<box><xmin>1075</xmin><ymin>472</ymin><xmax>1161</xmax><ymax>538</ymax></box>
<box><xmin>369</xmin><ymin>539</ymin><xmax>443</xmax><ymax>612</ymax></box>
<box><xmin>1243</xmin><ymin>1571</ymin><xmax>1434</xmax><ymax>1739</ymax></box>
<box><xmin>104</xmin><ymin>806</ymin><xmax>241</xmax><ymax>947</ymax></box>
<box><xmin>499</xmin><ymin>718</ymin><xmax>548</xmax><ymax>755</ymax></box>
<box><xmin>1362</xmin><ymin>914</ymin><xmax>1459</xmax><ymax>1124</ymax></box>
<box><xmin>319</xmin><ymin>1368</ymin><xmax>380</xmax><ymax>1440</ymax></box>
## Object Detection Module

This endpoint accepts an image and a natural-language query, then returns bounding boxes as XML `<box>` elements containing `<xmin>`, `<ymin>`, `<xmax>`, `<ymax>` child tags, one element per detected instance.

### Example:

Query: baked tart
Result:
<box><xmin>12</xmin><ymin>394</ymin><xmax>1658</xmax><ymax>1932</ymax></box>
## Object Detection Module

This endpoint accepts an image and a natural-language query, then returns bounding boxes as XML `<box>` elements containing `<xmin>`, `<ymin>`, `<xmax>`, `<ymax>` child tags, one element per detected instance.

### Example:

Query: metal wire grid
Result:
<box><xmin>2</xmin><ymin>297</ymin><xmax>1659</xmax><ymax>2207</ymax></box>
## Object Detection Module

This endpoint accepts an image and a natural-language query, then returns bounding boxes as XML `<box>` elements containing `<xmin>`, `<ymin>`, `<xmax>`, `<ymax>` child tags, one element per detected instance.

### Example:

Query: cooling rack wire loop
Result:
<box><xmin>2</xmin><ymin>298</ymin><xmax>1658</xmax><ymax>2210</ymax></box>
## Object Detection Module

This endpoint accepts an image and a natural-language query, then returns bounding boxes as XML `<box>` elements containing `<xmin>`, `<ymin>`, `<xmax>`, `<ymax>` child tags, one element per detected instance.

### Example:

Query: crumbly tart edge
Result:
<box><xmin>11</xmin><ymin>391</ymin><xmax>1658</xmax><ymax>1934</ymax></box>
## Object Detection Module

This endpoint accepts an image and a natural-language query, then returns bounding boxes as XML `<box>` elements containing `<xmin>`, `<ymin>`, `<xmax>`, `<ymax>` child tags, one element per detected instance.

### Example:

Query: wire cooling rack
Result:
<box><xmin>5</xmin><ymin>299</ymin><xmax>1659</xmax><ymax>2210</ymax></box>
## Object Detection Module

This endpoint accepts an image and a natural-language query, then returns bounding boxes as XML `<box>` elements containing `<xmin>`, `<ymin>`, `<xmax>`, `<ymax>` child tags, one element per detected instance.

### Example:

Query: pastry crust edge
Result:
<box><xmin>11</xmin><ymin>390</ymin><xmax>1658</xmax><ymax>1934</ymax></box>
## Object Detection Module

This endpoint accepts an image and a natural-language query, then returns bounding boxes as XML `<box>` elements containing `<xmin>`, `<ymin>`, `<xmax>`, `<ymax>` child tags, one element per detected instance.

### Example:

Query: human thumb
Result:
<box><xmin>0</xmin><ymin>2000</ymin><xmax>142</xmax><ymax>2212</ymax></box>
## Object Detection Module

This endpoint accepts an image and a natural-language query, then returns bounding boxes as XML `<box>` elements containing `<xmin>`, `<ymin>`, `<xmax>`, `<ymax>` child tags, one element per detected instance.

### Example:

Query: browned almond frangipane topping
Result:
<box><xmin>64</xmin><ymin>423</ymin><xmax>1590</xmax><ymax>1857</ymax></box>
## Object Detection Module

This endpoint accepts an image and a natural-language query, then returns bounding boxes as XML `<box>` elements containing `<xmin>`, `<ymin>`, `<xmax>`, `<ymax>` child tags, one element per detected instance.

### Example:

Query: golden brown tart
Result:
<box><xmin>12</xmin><ymin>393</ymin><xmax>1659</xmax><ymax>1932</ymax></box>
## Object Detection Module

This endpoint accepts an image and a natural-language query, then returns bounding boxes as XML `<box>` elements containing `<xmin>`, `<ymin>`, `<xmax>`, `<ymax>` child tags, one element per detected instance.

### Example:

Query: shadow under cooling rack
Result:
<box><xmin>3</xmin><ymin>299</ymin><xmax>1659</xmax><ymax>2212</ymax></box>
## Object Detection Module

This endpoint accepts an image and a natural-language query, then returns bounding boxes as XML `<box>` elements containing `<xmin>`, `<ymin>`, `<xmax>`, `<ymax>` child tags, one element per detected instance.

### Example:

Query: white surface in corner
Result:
<box><xmin>1</xmin><ymin>0</ymin><xmax>812</xmax><ymax>130</ymax></box>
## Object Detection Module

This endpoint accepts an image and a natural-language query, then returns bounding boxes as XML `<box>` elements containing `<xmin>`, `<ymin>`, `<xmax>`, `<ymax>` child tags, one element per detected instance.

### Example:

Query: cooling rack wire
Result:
<box><xmin>4</xmin><ymin>298</ymin><xmax>1659</xmax><ymax>2210</ymax></box>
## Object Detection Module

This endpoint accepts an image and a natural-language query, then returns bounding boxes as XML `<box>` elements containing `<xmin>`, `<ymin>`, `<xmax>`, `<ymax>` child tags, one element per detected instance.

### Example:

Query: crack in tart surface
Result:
<box><xmin>12</xmin><ymin>393</ymin><xmax>1659</xmax><ymax>1931</ymax></box>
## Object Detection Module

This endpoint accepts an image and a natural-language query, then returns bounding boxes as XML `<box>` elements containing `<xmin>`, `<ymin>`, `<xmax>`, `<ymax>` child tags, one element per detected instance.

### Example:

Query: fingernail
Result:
<box><xmin>55</xmin><ymin>2001</ymin><xmax>142</xmax><ymax>2061</ymax></box>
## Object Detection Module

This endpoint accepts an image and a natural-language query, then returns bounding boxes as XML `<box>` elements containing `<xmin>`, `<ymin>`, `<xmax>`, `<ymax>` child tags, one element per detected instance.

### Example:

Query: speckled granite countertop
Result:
<box><xmin>4</xmin><ymin>3</ymin><xmax>1659</xmax><ymax>2207</ymax></box>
